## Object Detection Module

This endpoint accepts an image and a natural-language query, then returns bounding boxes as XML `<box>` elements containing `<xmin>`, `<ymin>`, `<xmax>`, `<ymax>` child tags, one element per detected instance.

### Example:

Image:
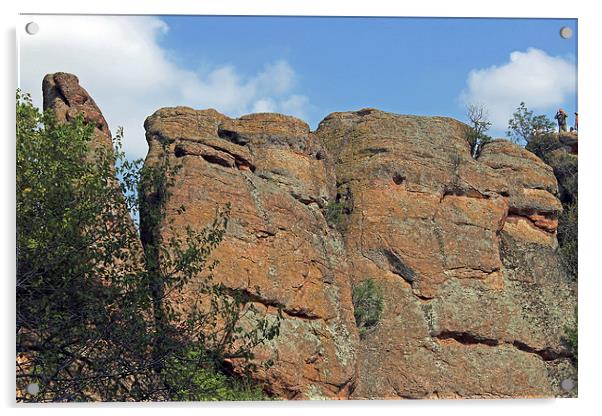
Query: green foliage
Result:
<box><xmin>525</xmin><ymin>133</ymin><xmax>564</xmax><ymax>159</ymax></box>
<box><xmin>162</xmin><ymin>346</ymin><xmax>265</xmax><ymax>401</ymax></box>
<box><xmin>506</xmin><ymin>102</ymin><xmax>555</xmax><ymax>144</ymax></box>
<box><xmin>16</xmin><ymin>90</ymin><xmax>280</xmax><ymax>402</ymax></box>
<box><xmin>17</xmin><ymin>90</ymin><xmax>150</xmax><ymax>401</ymax></box>
<box><xmin>325</xmin><ymin>187</ymin><xmax>353</xmax><ymax>230</ymax></box>
<box><xmin>325</xmin><ymin>199</ymin><xmax>346</xmax><ymax>228</ymax></box>
<box><xmin>352</xmin><ymin>278</ymin><xmax>384</xmax><ymax>338</ymax></box>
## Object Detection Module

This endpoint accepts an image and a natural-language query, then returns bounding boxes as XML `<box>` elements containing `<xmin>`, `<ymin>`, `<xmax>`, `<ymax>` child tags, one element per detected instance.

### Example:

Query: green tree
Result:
<box><xmin>16</xmin><ymin>90</ymin><xmax>280</xmax><ymax>402</ymax></box>
<box><xmin>506</xmin><ymin>102</ymin><xmax>555</xmax><ymax>144</ymax></box>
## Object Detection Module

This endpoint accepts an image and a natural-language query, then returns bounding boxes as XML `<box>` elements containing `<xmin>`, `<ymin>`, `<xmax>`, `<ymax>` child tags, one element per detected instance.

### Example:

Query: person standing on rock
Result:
<box><xmin>555</xmin><ymin>108</ymin><xmax>568</xmax><ymax>133</ymax></box>
<box><xmin>574</xmin><ymin>112</ymin><xmax>578</xmax><ymax>132</ymax></box>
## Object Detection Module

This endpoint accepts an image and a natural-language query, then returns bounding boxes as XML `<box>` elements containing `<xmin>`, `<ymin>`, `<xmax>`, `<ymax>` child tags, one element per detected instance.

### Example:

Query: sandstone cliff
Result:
<box><xmin>42</xmin><ymin>73</ymin><xmax>576</xmax><ymax>399</ymax></box>
<box><xmin>143</xmin><ymin>106</ymin><xmax>576</xmax><ymax>399</ymax></box>
<box><xmin>143</xmin><ymin>108</ymin><xmax>358</xmax><ymax>399</ymax></box>
<box><xmin>316</xmin><ymin>110</ymin><xmax>575</xmax><ymax>398</ymax></box>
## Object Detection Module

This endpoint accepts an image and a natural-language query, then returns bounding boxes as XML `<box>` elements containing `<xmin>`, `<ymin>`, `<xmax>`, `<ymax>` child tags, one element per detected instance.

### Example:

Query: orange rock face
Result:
<box><xmin>143</xmin><ymin>107</ymin><xmax>575</xmax><ymax>399</ymax></box>
<box><xmin>143</xmin><ymin>108</ymin><xmax>358</xmax><ymax>399</ymax></box>
<box><xmin>47</xmin><ymin>72</ymin><xmax>575</xmax><ymax>400</ymax></box>
<box><xmin>43</xmin><ymin>73</ymin><xmax>113</xmax><ymax>152</ymax></box>
<box><xmin>316</xmin><ymin>110</ymin><xmax>576</xmax><ymax>399</ymax></box>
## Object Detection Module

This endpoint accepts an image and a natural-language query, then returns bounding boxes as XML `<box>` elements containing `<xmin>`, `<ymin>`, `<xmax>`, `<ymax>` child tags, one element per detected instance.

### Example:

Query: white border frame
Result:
<box><xmin>2</xmin><ymin>1</ymin><xmax>599</xmax><ymax>415</ymax></box>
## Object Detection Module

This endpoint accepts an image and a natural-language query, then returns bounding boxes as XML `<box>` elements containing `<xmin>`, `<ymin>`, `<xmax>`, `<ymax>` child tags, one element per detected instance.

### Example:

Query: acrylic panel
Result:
<box><xmin>16</xmin><ymin>14</ymin><xmax>578</xmax><ymax>402</ymax></box>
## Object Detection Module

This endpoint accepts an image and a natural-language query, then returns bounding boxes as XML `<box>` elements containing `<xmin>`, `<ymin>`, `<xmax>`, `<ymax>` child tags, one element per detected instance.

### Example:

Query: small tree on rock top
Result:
<box><xmin>466</xmin><ymin>103</ymin><xmax>492</xmax><ymax>158</ymax></box>
<box><xmin>506</xmin><ymin>102</ymin><xmax>555</xmax><ymax>144</ymax></box>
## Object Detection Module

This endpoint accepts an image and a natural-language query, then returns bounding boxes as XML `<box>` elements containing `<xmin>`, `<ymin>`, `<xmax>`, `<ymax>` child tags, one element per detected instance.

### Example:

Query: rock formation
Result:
<box><xmin>316</xmin><ymin>111</ymin><xmax>575</xmax><ymax>398</ymax></box>
<box><xmin>42</xmin><ymin>73</ymin><xmax>576</xmax><ymax>399</ymax></box>
<box><xmin>43</xmin><ymin>73</ymin><xmax>113</xmax><ymax>151</ymax></box>
<box><xmin>144</xmin><ymin>107</ymin><xmax>576</xmax><ymax>399</ymax></box>
<box><xmin>143</xmin><ymin>108</ymin><xmax>358</xmax><ymax>399</ymax></box>
<box><xmin>42</xmin><ymin>72</ymin><xmax>145</xmax><ymax>278</ymax></box>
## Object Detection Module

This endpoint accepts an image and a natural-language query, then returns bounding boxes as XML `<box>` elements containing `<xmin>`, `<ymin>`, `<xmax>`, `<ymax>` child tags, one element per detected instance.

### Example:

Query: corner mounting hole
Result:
<box><xmin>560</xmin><ymin>378</ymin><xmax>575</xmax><ymax>391</ymax></box>
<box><xmin>26</xmin><ymin>382</ymin><xmax>40</xmax><ymax>395</ymax></box>
<box><xmin>560</xmin><ymin>26</ymin><xmax>573</xmax><ymax>39</ymax></box>
<box><xmin>25</xmin><ymin>22</ymin><xmax>39</xmax><ymax>35</ymax></box>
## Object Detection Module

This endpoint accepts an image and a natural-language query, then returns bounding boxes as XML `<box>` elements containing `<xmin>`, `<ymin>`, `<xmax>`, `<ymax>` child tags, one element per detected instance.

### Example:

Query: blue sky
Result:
<box><xmin>20</xmin><ymin>15</ymin><xmax>577</xmax><ymax>159</ymax></box>
<box><xmin>159</xmin><ymin>16</ymin><xmax>577</xmax><ymax>132</ymax></box>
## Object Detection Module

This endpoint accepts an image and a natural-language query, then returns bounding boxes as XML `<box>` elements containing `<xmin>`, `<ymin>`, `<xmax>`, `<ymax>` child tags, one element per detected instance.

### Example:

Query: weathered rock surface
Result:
<box><xmin>316</xmin><ymin>109</ymin><xmax>576</xmax><ymax>399</ymax></box>
<box><xmin>143</xmin><ymin>106</ymin><xmax>576</xmax><ymax>399</ymax></box>
<box><xmin>55</xmin><ymin>69</ymin><xmax>575</xmax><ymax>400</ymax></box>
<box><xmin>559</xmin><ymin>131</ymin><xmax>578</xmax><ymax>155</ymax></box>
<box><xmin>143</xmin><ymin>107</ymin><xmax>358</xmax><ymax>399</ymax></box>
<box><xmin>43</xmin><ymin>73</ymin><xmax>113</xmax><ymax>152</ymax></box>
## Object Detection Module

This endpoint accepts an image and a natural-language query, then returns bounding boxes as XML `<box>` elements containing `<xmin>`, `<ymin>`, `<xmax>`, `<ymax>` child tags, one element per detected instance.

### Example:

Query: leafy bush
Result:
<box><xmin>162</xmin><ymin>346</ymin><xmax>266</xmax><ymax>401</ymax></box>
<box><xmin>506</xmin><ymin>102</ymin><xmax>555</xmax><ymax>144</ymax></box>
<box><xmin>352</xmin><ymin>278</ymin><xmax>384</xmax><ymax>338</ymax></box>
<box><xmin>525</xmin><ymin>133</ymin><xmax>564</xmax><ymax>159</ymax></box>
<box><xmin>325</xmin><ymin>200</ymin><xmax>346</xmax><ymax>228</ymax></box>
<box><xmin>16</xmin><ymin>90</ymin><xmax>280</xmax><ymax>402</ymax></box>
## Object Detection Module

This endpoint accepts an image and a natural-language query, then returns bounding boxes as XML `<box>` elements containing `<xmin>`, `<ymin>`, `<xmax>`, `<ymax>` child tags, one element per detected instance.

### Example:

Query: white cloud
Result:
<box><xmin>18</xmin><ymin>15</ymin><xmax>311</xmax><ymax>160</ymax></box>
<box><xmin>280</xmin><ymin>95</ymin><xmax>311</xmax><ymax>120</ymax></box>
<box><xmin>252</xmin><ymin>98</ymin><xmax>277</xmax><ymax>113</ymax></box>
<box><xmin>460</xmin><ymin>48</ymin><xmax>576</xmax><ymax>131</ymax></box>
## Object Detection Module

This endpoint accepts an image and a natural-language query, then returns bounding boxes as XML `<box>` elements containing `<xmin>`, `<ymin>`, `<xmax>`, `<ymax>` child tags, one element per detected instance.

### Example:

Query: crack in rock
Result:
<box><xmin>435</xmin><ymin>330</ymin><xmax>572</xmax><ymax>361</ymax></box>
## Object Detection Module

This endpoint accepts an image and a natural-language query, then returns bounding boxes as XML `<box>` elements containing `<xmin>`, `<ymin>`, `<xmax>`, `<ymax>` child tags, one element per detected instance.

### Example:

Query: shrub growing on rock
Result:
<box><xmin>352</xmin><ymin>278</ymin><xmax>384</xmax><ymax>338</ymax></box>
<box><xmin>324</xmin><ymin>186</ymin><xmax>353</xmax><ymax>230</ymax></box>
<box><xmin>525</xmin><ymin>133</ymin><xmax>564</xmax><ymax>159</ymax></box>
